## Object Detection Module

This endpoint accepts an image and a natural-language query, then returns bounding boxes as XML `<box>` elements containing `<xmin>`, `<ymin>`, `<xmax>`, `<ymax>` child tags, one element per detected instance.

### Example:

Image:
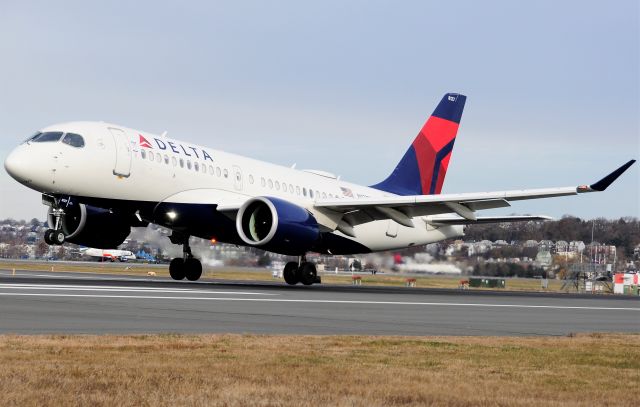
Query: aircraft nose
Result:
<box><xmin>4</xmin><ymin>146</ymin><xmax>30</xmax><ymax>182</ymax></box>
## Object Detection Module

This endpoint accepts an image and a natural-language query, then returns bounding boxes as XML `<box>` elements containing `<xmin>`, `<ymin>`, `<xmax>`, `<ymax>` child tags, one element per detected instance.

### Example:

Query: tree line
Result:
<box><xmin>464</xmin><ymin>216</ymin><xmax>640</xmax><ymax>258</ymax></box>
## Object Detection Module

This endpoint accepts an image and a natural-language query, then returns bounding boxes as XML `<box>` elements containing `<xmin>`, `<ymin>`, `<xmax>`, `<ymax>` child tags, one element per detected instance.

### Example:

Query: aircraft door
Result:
<box><xmin>233</xmin><ymin>165</ymin><xmax>243</xmax><ymax>191</ymax></box>
<box><xmin>109</xmin><ymin>128</ymin><xmax>132</xmax><ymax>177</ymax></box>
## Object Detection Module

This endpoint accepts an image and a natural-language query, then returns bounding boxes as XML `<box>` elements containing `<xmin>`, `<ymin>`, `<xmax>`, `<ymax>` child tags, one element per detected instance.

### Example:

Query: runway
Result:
<box><xmin>0</xmin><ymin>269</ymin><xmax>638</xmax><ymax>336</ymax></box>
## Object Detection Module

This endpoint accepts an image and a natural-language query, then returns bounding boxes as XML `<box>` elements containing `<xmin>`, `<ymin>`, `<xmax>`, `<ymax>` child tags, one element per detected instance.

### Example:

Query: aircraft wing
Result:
<box><xmin>314</xmin><ymin>160</ymin><xmax>635</xmax><ymax>230</ymax></box>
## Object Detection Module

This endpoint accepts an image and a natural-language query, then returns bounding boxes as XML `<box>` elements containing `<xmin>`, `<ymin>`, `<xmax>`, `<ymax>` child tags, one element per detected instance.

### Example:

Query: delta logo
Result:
<box><xmin>139</xmin><ymin>135</ymin><xmax>153</xmax><ymax>148</ymax></box>
<box><xmin>138</xmin><ymin>134</ymin><xmax>213</xmax><ymax>162</ymax></box>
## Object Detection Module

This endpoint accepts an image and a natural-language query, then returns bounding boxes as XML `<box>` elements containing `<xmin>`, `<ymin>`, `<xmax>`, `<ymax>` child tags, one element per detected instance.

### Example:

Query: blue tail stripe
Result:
<box><xmin>428</xmin><ymin>138</ymin><xmax>456</xmax><ymax>194</ymax></box>
<box><xmin>370</xmin><ymin>146</ymin><xmax>422</xmax><ymax>195</ymax></box>
<box><xmin>432</xmin><ymin>94</ymin><xmax>466</xmax><ymax>123</ymax></box>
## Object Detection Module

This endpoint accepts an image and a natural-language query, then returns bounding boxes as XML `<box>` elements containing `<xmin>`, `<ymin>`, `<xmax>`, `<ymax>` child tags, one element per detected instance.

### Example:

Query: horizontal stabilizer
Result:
<box><xmin>426</xmin><ymin>215</ymin><xmax>553</xmax><ymax>226</ymax></box>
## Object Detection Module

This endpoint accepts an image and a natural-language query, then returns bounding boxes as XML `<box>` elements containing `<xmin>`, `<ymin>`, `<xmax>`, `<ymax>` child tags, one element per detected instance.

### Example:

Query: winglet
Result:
<box><xmin>583</xmin><ymin>159</ymin><xmax>636</xmax><ymax>192</ymax></box>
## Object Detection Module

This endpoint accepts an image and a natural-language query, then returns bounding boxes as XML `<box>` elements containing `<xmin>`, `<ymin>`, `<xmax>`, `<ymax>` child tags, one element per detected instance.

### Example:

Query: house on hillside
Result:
<box><xmin>556</xmin><ymin>240</ymin><xmax>568</xmax><ymax>253</ymax></box>
<box><xmin>539</xmin><ymin>240</ymin><xmax>554</xmax><ymax>250</ymax></box>
<box><xmin>569</xmin><ymin>241</ymin><xmax>586</xmax><ymax>253</ymax></box>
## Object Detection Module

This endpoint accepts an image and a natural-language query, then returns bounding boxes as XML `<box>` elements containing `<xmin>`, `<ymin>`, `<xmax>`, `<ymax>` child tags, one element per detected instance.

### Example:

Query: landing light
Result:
<box><xmin>167</xmin><ymin>211</ymin><xmax>177</xmax><ymax>220</ymax></box>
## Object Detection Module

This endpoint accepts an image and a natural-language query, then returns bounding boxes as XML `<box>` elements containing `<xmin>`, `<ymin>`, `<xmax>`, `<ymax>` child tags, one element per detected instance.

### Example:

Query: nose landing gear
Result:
<box><xmin>44</xmin><ymin>208</ymin><xmax>66</xmax><ymax>245</ymax></box>
<box><xmin>283</xmin><ymin>256</ymin><xmax>321</xmax><ymax>286</ymax></box>
<box><xmin>168</xmin><ymin>235</ymin><xmax>202</xmax><ymax>281</ymax></box>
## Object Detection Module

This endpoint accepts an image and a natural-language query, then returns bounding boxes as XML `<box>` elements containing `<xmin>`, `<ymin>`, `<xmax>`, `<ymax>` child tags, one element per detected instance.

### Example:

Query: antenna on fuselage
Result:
<box><xmin>291</xmin><ymin>163</ymin><xmax>297</xmax><ymax>169</ymax></box>
<box><xmin>160</xmin><ymin>131</ymin><xmax>168</xmax><ymax>138</ymax></box>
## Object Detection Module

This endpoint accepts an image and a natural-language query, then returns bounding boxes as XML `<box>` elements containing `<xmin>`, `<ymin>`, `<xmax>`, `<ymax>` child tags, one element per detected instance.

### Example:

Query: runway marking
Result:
<box><xmin>0</xmin><ymin>292</ymin><xmax>638</xmax><ymax>311</ymax></box>
<box><xmin>2</xmin><ymin>272</ymin><xmax>165</xmax><ymax>282</ymax></box>
<box><xmin>0</xmin><ymin>284</ymin><xmax>276</xmax><ymax>296</ymax></box>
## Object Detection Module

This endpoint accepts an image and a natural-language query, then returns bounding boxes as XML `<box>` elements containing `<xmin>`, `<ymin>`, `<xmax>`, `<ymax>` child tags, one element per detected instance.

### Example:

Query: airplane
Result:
<box><xmin>4</xmin><ymin>93</ymin><xmax>635</xmax><ymax>285</ymax></box>
<box><xmin>81</xmin><ymin>247</ymin><xmax>137</xmax><ymax>262</ymax></box>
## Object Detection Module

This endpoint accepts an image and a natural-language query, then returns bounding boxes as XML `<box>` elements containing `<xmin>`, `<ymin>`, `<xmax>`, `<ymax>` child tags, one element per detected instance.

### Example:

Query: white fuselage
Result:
<box><xmin>6</xmin><ymin>121</ymin><xmax>463</xmax><ymax>253</ymax></box>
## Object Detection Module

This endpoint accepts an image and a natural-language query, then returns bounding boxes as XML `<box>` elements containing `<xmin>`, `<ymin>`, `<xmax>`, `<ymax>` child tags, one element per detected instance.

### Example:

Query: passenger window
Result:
<box><xmin>322</xmin><ymin>192</ymin><xmax>327</xmax><ymax>199</ymax></box>
<box><xmin>62</xmin><ymin>133</ymin><xmax>85</xmax><ymax>148</ymax></box>
<box><xmin>141</xmin><ymin>150</ymin><xmax>147</xmax><ymax>159</ymax></box>
<box><xmin>194</xmin><ymin>162</ymin><xmax>199</xmax><ymax>172</ymax></box>
<box><xmin>149</xmin><ymin>153</ymin><xmax>154</xmax><ymax>162</ymax></box>
<box><xmin>156</xmin><ymin>153</ymin><xmax>162</xmax><ymax>162</ymax></box>
<box><xmin>289</xmin><ymin>184</ymin><xmax>294</xmax><ymax>193</ymax></box>
<box><xmin>261</xmin><ymin>178</ymin><xmax>266</xmax><ymax>187</ymax></box>
<box><xmin>209</xmin><ymin>165</ymin><xmax>214</xmax><ymax>175</ymax></box>
<box><xmin>179</xmin><ymin>158</ymin><xmax>184</xmax><ymax>168</ymax></box>
<box><xmin>296</xmin><ymin>186</ymin><xmax>300</xmax><ymax>195</ymax></box>
<box><xmin>309</xmin><ymin>190</ymin><xmax>314</xmax><ymax>198</ymax></box>
<box><xmin>172</xmin><ymin>156</ymin><xmax>177</xmax><ymax>167</ymax></box>
<box><xmin>303</xmin><ymin>188</ymin><xmax>307</xmax><ymax>197</ymax></box>
<box><xmin>202</xmin><ymin>163</ymin><xmax>206</xmax><ymax>173</ymax></box>
<box><xmin>216</xmin><ymin>167</ymin><xmax>221</xmax><ymax>176</ymax></box>
<box><xmin>223</xmin><ymin>169</ymin><xmax>228</xmax><ymax>178</ymax></box>
<box><xmin>249</xmin><ymin>175</ymin><xmax>254</xmax><ymax>184</ymax></box>
<box><xmin>268</xmin><ymin>179</ymin><xmax>273</xmax><ymax>189</ymax></box>
<box><xmin>275</xmin><ymin>181</ymin><xmax>280</xmax><ymax>190</ymax></box>
<box><xmin>282</xmin><ymin>183</ymin><xmax>287</xmax><ymax>192</ymax></box>
<box><xmin>164</xmin><ymin>155</ymin><xmax>169</xmax><ymax>164</ymax></box>
<box><xmin>32</xmin><ymin>132</ymin><xmax>63</xmax><ymax>143</ymax></box>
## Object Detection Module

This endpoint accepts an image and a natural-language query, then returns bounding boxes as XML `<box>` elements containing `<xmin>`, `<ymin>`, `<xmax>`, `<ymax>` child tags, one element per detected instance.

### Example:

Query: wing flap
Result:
<box><xmin>463</xmin><ymin>199</ymin><xmax>511</xmax><ymax>211</ymax></box>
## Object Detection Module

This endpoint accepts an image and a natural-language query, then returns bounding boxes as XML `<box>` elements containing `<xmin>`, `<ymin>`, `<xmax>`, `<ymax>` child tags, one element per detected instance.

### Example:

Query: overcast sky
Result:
<box><xmin>0</xmin><ymin>0</ymin><xmax>638</xmax><ymax>221</ymax></box>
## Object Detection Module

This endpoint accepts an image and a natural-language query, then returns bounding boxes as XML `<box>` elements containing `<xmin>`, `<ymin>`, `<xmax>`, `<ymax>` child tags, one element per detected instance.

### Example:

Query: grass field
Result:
<box><xmin>1</xmin><ymin>333</ymin><xmax>638</xmax><ymax>406</ymax></box>
<box><xmin>0</xmin><ymin>260</ymin><xmax>567</xmax><ymax>292</ymax></box>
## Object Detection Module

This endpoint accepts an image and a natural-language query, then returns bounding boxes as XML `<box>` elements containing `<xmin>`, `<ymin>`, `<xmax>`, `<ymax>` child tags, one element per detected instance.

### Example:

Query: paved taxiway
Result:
<box><xmin>0</xmin><ymin>269</ymin><xmax>638</xmax><ymax>336</ymax></box>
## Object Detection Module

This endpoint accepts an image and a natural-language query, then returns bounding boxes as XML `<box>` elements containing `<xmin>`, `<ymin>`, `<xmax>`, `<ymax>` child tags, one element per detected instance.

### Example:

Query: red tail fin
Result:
<box><xmin>371</xmin><ymin>93</ymin><xmax>466</xmax><ymax>195</ymax></box>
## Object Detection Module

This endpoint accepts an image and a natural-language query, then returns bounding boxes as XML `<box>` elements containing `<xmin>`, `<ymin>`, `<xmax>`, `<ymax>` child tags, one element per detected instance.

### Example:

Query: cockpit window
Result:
<box><xmin>23</xmin><ymin>132</ymin><xmax>42</xmax><ymax>143</ymax></box>
<box><xmin>32</xmin><ymin>132</ymin><xmax>63</xmax><ymax>143</ymax></box>
<box><xmin>62</xmin><ymin>133</ymin><xmax>85</xmax><ymax>148</ymax></box>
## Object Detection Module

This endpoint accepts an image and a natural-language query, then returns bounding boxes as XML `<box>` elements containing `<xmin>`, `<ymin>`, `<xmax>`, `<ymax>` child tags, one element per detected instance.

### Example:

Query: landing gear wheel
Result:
<box><xmin>283</xmin><ymin>262</ymin><xmax>300</xmax><ymax>285</ymax></box>
<box><xmin>298</xmin><ymin>262</ymin><xmax>317</xmax><ymax>286</ymax></box>
<box><xmin>184</xmin><ymin>258</ymin><xmax>202</xmax><ymax>281</ymax></box>
<box><xmin>44</xmin><ymin>229</ymin><xmax>54</xmax><ymax>245</ymax></box>
<box><xmin>52</xmin><ymin>230</ymin><xmax>65</xmax><ymax>245</ymax></box>
<box><xmin>169</xmin><ymin>258</ymin><xmax>186</xmax><ymax>280</ymax></box>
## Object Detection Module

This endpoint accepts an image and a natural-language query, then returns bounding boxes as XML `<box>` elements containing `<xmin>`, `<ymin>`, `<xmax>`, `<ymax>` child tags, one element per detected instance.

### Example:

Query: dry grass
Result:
<box><xmin>312</xmin><ymin>273</ymin><xmax>565</xmax><ymax>291</ymax></box>
<box><xmin>2</xmin><ymin>260</ymin><xmax>566</xmax><ymax>292</ymax></box>
<box><xmin>0</xmin><ymin>333</ymin><xmax>638</xmax><ymax>406</ymax></box>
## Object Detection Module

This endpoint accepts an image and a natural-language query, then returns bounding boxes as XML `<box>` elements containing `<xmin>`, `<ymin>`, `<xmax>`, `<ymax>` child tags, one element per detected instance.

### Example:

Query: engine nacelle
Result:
<box><xmin>236</xmin><ymin>197</ymin><xmax>319</xmax><ymax>255</ymax></box>
<box><xmin>48</xmin><ymin>202</ymin><xmax>131</xmax><ymax>249</ymax></box>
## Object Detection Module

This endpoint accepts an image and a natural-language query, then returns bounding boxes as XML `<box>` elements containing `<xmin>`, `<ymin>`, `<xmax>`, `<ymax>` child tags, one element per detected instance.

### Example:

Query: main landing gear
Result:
<box><xmin>44</xmin><ymin>208</ymin><xmax>66</xmax><ymax>245</ymax></box>
<box><xmin>169</xmin><ymin>236</ymin><xmax>202</xmax><ymax>281</ymax></box>
<box><xmin>283</xmin><ymin>256</ymin><xmax>321</xmax><ymax>286</ymax></box>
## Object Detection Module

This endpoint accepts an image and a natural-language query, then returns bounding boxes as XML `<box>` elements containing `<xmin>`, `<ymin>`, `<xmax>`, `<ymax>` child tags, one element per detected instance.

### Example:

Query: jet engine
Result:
<box><xmin>236</xmin><ymin>197</ymin><xmax>319</xmax><ymax>255</ymax></box>
<box><xmin>47</xmin><ymin>202</ymin><xmax>131</xmax><ymax>249</ymax></box>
